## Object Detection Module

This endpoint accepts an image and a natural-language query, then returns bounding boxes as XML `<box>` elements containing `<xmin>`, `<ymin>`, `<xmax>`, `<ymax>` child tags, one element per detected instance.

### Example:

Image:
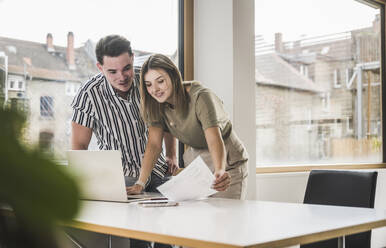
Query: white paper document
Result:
<box><xmin>157</xmin><ymin>156</ymin><xmax>217</xmax><ymax>201</ymax></box>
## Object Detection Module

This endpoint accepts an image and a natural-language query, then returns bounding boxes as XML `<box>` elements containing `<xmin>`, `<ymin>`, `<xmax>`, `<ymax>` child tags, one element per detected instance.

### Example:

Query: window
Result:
<box><xmin>0</xmin><ymin>0</ymin><xmax>179</xmax><ymax>159</ymax></box>
<box><xmin>7</xmin><ymin>75</ymin><xmax>25</xmax><ymax>91</ymax></box>
<box><xmin>255</xmin><ymin>0</ymin><xmax>381</xmax><ymax>166</ymax></box>
<box><xmin>334</xmin><ymin>69</ymin><xmax>342</xmax><ymax>88</ymax></box>
<box><xmin>40</xmin><ymin>96</ymin><xmax>54</xmax><ymax>117</ymax></box>
<box><xmin>39</xmin><ymin>131</ymin><xmax>54</xmax><ymax>151</ymax></box>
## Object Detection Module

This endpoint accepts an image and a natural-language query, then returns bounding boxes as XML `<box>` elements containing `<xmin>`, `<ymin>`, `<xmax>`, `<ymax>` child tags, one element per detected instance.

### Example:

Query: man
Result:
<box><xmin>70</xmin><ymin>35</ymin><xmax>176</xmax><ymax>248</ymax></box>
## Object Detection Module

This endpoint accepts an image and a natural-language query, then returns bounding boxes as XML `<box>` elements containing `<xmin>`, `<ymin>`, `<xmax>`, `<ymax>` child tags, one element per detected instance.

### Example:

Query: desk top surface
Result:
<box><xmin>67</xmin><ymin>198</ymin><xmax>386</xmax><ymax>248</ymax></box>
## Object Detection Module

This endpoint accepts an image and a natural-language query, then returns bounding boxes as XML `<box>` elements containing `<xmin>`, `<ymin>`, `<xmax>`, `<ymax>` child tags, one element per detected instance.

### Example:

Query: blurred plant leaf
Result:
<box><xmin>0</xmin><ymin>108</ymin><xmax>80</xmax><ymax>227</ymax></box>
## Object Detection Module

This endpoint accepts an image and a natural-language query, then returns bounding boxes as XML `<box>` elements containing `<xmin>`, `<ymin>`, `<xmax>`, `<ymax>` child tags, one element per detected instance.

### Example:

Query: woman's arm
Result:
<box><xmin>164</xmin><ymin>132</ymin><xmax>179</xmax><ymax>175</ymax></box>
<box><xmin>126</xmin><ymin>126</ymin><xmax>164</xmax><ymax>194</ymax></box>
<box><xmin>204</xmin><ymin>126</ymin><xmax>231</xmax><ymax>191</ymax></box>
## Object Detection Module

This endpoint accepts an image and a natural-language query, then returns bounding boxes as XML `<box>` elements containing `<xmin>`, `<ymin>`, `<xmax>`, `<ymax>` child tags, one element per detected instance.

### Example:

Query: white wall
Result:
<box><xmin>194</xmin><ymin>0</ymin><xmax>233</xmax><ymax>115</ymax></box>
<box><xmin>194</xmin><ymin>0</ymin><xmax>256</xmax><ymax>199</ymax></box>
<box><xmin>256</xmin><ymin>169</ymin><xmax>386</xmax><ymax>247</ymax></box>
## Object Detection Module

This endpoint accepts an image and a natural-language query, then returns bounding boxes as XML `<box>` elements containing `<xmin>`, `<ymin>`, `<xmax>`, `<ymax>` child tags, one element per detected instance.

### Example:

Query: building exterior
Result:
<box><xmin>0</xmin><ymin>32</ymin><xmax>98</xmax><ymax>158</ymax></box>
<box><xmin>256</xmin><ymin>15</ymin><xmax>381</xmax><ymax>165</ymax></box>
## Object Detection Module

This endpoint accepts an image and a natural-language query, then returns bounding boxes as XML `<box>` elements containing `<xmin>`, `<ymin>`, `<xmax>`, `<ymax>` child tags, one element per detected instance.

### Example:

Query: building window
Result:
<box><xmin>334</xmin><ymin>69</ymin><xmax>342</xmax><ymax>88</ymax></box>
<box><xmin>40</xmin><ymin>96</ymin><xmax>54</xmax><ymax>117</ymax></box>
<box><xmin>39</xmin><ymin>131</ymin><xmax>54</xmax><ymax>151</ymax></box>
<box><xmin>8</xmin><ymin>76</ymin><xmax>25</xmax><ymax>91</ymax></box>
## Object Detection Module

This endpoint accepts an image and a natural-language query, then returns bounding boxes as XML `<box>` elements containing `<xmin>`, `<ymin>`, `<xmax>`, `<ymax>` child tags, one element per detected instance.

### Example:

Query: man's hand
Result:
<box><xmin>212</xmin><ymin>169</ymin><xmax>231</xmax><ymax>191</ymax></box>
<box><xmin>166</xmin><ymin>156</ymin><xmax>179</xmax><ymax>176</ymax></box>
<box><xmin>126</xmin><ymin>184</ymin><xmax>144</xmax><ymax>195</ymax></box>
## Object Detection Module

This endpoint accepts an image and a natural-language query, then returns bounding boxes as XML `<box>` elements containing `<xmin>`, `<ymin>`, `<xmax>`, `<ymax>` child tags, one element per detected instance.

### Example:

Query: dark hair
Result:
<box><xmin>140</xmin><ymin>54</ymin><xmax>189</xmax><ymax>122</ymax></box>
<box><xmin>95</xmin><ymin>35</ymin><xmax>133</xmax><ymax>65</ymax></box>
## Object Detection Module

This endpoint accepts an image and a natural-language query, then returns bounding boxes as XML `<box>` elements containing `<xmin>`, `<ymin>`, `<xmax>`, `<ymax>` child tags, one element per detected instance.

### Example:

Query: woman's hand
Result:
<box><xmin>212</xmin><ymin>169</ymin><xmax>231</xmax><ymax>191</ymax></box>
<box><xmin>126</xmin><ymin>184</ymin><xmax>144</xmax><ymax>195</ymax></box>
<box><xmin>204</xmin><ymin>127</ymin><xmax>229</xmax><ymax>191</ymax></box>
<box><xmin>166</xmin><ymin>156</ymin><xmax>179</xmax><ymax>176</ymax></box>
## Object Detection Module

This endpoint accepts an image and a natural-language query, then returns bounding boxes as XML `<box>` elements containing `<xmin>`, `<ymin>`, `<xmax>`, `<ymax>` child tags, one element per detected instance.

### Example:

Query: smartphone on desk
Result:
<box><xmin>138</xmin><ymin>200</ymin><xmax>179</xmax><ymax>207</ymax></box>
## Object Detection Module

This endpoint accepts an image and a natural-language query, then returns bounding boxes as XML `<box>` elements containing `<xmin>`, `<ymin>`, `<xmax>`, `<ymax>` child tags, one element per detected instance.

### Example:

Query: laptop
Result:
<box><xmin>66</xmin><ymin>150</ymin><xmax>163</xmax><ymax>202</ymax></box>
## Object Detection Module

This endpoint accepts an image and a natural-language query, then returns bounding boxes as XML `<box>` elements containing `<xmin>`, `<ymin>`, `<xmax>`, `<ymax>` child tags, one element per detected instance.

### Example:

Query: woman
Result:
<box><xmin>127</xmin><ymin>54</ymin><xmax>248</xmax><ymax>199</ymax></box>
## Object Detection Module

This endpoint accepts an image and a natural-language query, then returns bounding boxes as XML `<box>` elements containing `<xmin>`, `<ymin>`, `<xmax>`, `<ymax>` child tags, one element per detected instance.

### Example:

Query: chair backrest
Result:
<box><xmin>301</xmin><ymin>170</ymin><xmax>378</xmax><ymax>248</ymax></box>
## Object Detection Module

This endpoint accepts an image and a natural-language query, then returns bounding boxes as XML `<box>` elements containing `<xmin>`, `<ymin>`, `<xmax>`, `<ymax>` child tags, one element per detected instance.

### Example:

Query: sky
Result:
<box><xmin>0</xmin><ymin>0</ymin><xmax>380</xmax><ymax>53</ymax></box>
<box><xmin>255</xmin><ymin>0</ymin><xmax>380</xmax><ymax>43</ymax></box>
<box><xmin>0</xmin><ymin>0</ymin><xmax>178</xmax><ymax>54</ymax></box>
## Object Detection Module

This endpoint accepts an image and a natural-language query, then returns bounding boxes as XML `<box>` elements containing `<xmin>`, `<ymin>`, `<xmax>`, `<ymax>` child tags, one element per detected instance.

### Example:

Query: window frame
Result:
<box><xmin>178</xmin><ymin>0</ymin><xmax>194</xmax><ymax>167</ymax></box>
<box><xmin>183</xmin><ymin>0</ymin><xmax>386</xmax><ymax>174</ymax></box>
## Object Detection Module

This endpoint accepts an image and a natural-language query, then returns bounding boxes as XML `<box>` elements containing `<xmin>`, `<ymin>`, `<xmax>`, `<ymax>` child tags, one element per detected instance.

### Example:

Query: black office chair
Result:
<box><xmin>300</xmin><ymin>170</ymin><xmax>378</xmax><ymax>248</ymax></box>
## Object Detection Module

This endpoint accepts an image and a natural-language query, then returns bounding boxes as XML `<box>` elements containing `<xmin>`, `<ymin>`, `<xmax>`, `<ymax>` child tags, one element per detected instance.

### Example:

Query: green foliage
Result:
<box><xmin>371</xmin><ymin>137</ymin><xmax>382</xmax><ymax>152</ymax></box>
<box><xmin>0</xmin><ymin>108</ymin><xmax>80</xmax><ymax>244</ymax></box>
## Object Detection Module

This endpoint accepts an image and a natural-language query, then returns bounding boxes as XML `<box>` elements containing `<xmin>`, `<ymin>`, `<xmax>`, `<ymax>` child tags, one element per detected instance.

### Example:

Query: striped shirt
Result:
<box><xmin>71</xmin><ymin>73</ymin><xmax>168</xmax><ymax>178</ymax></box>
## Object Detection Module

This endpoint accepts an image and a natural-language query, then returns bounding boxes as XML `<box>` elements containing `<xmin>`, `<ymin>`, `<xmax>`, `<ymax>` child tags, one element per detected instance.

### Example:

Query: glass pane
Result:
<box><xmin>255</xmin><ymin>0</ymin><xmax>381</xmax><ymax>166</ymax></box>
<box><xmin>0</xmin><ymin>0</ymin><xmax>178</xmax><ymax>158</ymax></box>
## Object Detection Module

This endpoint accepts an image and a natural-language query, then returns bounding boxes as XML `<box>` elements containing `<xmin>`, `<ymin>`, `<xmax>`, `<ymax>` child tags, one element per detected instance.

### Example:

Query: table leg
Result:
<box><xmin>108</xmin><ymin>235</ymin><xmax>112</xmax><ymax>248</ymax></box>
<box><xmin>64</xmin><ymin>232</ymin><xmax>85</xmax><ymax>248</ymax></box>
<box><xmin>338</xmin><ymin>236</ymin><xmax>345</xmax><ymax>248</ymax></box>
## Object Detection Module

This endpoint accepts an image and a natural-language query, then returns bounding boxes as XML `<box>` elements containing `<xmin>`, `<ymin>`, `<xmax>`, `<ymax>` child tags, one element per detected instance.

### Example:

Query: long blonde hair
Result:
<box><xmin>140</xmin><ymin>54</ymin><xmax>189</xmax><ymax>123</ymax></box>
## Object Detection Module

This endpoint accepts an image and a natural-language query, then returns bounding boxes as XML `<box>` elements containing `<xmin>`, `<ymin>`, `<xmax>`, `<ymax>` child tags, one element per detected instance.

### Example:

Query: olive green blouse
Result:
<box><xmin>149</xmin><ymin>81</ymin><xmax>232</xmax><ymax>149</ymax></box>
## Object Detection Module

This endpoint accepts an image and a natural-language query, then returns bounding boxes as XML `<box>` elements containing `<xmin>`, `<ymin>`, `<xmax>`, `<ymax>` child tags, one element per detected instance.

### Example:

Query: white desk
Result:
<box><xmin>65</xmin><ymin>198</ymin><xmax>386</xmax><ymax>248</ymax></box>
